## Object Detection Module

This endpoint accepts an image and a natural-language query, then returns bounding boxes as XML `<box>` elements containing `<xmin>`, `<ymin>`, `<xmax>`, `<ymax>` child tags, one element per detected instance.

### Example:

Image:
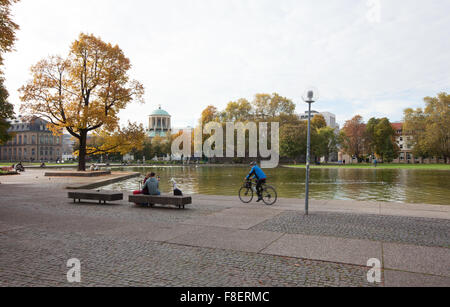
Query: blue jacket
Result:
<box><xmin>246</xmin><ymin>165</ymin><xmax>266</xmax><ymax>180</ymax></box>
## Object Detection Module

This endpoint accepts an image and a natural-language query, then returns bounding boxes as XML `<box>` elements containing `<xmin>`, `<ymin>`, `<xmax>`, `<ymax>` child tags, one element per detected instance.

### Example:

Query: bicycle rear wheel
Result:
<box><xmin>261</xmin><ymin>185</ymin><xmax>277</xmax><ymax>206</ymax></box>
<box><xmin>239</xmin><ymin>187</ymin><xmax>254</xmax><ymax>203</ymax></box>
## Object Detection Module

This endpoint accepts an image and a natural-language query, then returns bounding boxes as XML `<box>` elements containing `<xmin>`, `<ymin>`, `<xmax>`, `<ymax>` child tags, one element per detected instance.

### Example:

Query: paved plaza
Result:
<box><xmin>0</xmin><ymin>170</ymin><xmax>449</xmax><ymax>287</ymax></box>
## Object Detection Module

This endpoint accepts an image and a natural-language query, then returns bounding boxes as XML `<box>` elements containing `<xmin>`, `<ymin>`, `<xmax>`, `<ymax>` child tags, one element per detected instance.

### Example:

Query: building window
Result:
<box><xmin>32</xmin><ymin>135</ymin><xmax>36</xmax><ymax>144</ymax></box>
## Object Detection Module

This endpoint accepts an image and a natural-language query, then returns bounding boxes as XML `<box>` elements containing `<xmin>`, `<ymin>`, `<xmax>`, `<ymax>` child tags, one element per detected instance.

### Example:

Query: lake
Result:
<box><xmin>103</xmin><ymin>166</ymin><xmax>450</xmax><ymax>205</ymax></box>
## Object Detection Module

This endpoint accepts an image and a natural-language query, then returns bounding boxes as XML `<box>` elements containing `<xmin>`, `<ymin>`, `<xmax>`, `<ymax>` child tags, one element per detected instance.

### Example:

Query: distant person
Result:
<box><xmin>15</xmin><ymin>162</ymin><xmax>24</xmax><ymax>172</ymax></box>
<box><xmin>343</xmin><ymin>160</ymin><xmax>346</xmax><ymax>165</ymax></box>
<box><xmin>40</xmin><ymin>162</ymin><xmax>46</xmax><ymax>168</ymax></box>
<box><xmin>246</xmin><ymin>161</ymin><xmax>267</xmax><ymax>202</ymax></box>
<box><xmin>374</xmin><ymin>158</ymin><xmax>378</xmax><ymax>168</ymax></box>
<box><xmin>142</xmin><ymin>172</ymin><xmax>161</xmax><ymax>196</ymax></box>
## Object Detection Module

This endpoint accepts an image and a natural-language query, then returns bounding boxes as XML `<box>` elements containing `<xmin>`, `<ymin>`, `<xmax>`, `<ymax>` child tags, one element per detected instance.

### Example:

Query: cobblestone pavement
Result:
<box><xmin>0</xmin><ymin>227</ymin><xmax>376</xmax><ymax>287</ymax></box>
<box><xmin>251</xmin><ymin>211</ymin><xmax>450</xmax><ymax>248</ymax></box>
<box><xmin>0</xmin><ymin>185</ymin><xmax>377</xmax><ymax>287</ymax></box>
<box><xmin>1</xmin><ymin>170</ymin><xmax>449</xmax><ymax>287</ymax></box>
<box><xmin>0</xmin><ymin>228</ymin><xmax>378</xmax><ymax>287</ymax></box>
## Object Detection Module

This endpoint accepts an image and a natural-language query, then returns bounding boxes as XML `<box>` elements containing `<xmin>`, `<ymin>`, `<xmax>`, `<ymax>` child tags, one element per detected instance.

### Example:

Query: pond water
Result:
<box><xmin>103</xmin><ymin>166</ymin><xmax>450</xmax><ymax>205</ymax></box>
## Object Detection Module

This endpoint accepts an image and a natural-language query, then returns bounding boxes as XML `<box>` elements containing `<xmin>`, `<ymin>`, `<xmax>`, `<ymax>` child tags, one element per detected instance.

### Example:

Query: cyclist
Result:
<box><xmin>245</xmin><ymin>161</ymin><xmax>267</xmax><ymax>202</ymax></box>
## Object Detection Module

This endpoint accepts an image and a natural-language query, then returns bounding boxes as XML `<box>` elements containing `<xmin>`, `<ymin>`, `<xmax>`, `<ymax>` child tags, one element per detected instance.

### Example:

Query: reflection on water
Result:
<box><xmin>102</xmin><ymin>166</ymin><xmax>450</xmax><ymax>205</ymax></box>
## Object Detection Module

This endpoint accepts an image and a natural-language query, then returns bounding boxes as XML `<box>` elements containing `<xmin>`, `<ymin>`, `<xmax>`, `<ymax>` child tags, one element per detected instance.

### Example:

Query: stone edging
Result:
<box><xmin>66</xmin><ymin>172</ymin><xmax>141</xmax><ymax>190</ymax></box>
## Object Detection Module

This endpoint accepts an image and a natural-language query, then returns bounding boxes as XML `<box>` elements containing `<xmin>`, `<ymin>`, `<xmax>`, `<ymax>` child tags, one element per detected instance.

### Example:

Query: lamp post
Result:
<box><xmin>302</xmin><ymin>87</ymin><xmax>319</xmax><ymax>216</ymax></box>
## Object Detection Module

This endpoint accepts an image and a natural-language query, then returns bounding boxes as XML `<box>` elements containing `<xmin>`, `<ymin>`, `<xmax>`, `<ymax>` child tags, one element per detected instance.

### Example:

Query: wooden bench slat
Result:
<box><xmin>68</xmin><ymin>190</ymin><xmax>123</xmax><ymax>202</ymax></box>
<box><xmin>129</xmin><ymin>195</ymin><xmax>192</xmax><ymax>208</ymax></box>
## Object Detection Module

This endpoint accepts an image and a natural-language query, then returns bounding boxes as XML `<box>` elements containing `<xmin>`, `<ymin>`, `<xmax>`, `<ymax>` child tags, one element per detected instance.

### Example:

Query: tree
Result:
<box><xmin>311</xmin><ymin>114</ymin><xmax>327</xmax><ymax>130</ymax></box>
<box><xmin>221</xmin><ymin>98</ymin><xmax>253</xmax><ymax>122</ymax></box>
<box><xmin>150</xmin><ymin>135</ymin><xmax>171</xmax><ymax>158</ymax></box>
<box><xmin>0</xmin><ymin>0</ymin><xmax>20</xmax><ymax>144</ymax></box>
<box><xmin>0</xmin><ymin>77</ymin><xmax>14</xmax><ymax>144</ymax></box>
<box><xmin>79</xmin><ymin>122</ymin><xmax>146</xmax><ymax>158</ymax></box>
<box><xmin>200</xmin><ymin>105</ymin><xmax>219</xmax><ymax>126</ymax></box>
<box><xmin>280</xmin><ymin>122</ymin><xmax>307</xmax><ymax>163</ymax></box>
<box><xmin>19</xmin><ymin>33</ymin><xmax>145</xmax><ymax>170</ymax></box>
<box><xmin>0</xmin><ymin>0</ymin><xmax>19</xmax><ymax>66</ymax></box>
<box><xmin>404</xmin><ymin>92</ymin><xmax>450</xmax><ymax>162</ymax></box>
<box><xmin>340</xmin><ymin>115</ymin><xmax>366</xmax><ymax>161</ymax></box>
<box><xmin>313</xmin><ymin>126</ymin><xmax>338</xmax><ymax>162</ymax></box>
<box><xmin>252</xmin><ymin>93</ymin><xmax>295</xmax><ymax>120</ymax></box>
<box><xmin>366</xmin><ymin>117</ymin><xmax>399</xmax><ymax>162</ymax></box>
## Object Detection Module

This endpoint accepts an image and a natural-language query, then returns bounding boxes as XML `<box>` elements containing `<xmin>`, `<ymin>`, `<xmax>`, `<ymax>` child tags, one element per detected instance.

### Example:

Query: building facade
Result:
<box><xmin>61</xmin><ymin>134</ymin><xmax>76</xmax><ymax>161</ymax></box>
<box><xmin>391</xmin><ymin>123</ymin><xmax>414</xmax><ymax>163</ymax></box>
<box><xmin>0</xmin><ymin>116</ymin><xmax>63</xmax><ymax>162</ymax></box>
<box><xmin>147</xmin><ymin>105</ymin><xmax>172</xmax><ymax>138</ymax></box>
<box><xmin>300</xmin><ymin>110</ymin><xmax>339</xmax><ymax>130</ymax></box>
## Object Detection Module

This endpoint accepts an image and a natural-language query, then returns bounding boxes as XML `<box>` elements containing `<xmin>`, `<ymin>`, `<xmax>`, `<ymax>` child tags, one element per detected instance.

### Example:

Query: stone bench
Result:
<box><xmin>129</xmin><ymin>194</ymin><xmax>192</xmax><ymax>209</ymax></box>
<box><xmin>68</xmin><ymin>190</ymin><xmax>123</xmax><ymax>204</ymax></box>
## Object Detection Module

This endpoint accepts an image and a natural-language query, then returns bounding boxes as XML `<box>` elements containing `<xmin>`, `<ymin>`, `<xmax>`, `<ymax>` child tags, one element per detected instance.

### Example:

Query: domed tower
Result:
<box><xmin>148</xmin><ymin>105</ymin><xmax>171</xmax><ymax>138</ymax></box>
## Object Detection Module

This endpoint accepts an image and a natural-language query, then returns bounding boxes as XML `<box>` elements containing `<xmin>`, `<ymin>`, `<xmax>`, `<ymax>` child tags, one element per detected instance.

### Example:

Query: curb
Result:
<box><xmin>66</xmin><ymin>172</ymin><xmax>141</xmax><ymax>190</ymax></box>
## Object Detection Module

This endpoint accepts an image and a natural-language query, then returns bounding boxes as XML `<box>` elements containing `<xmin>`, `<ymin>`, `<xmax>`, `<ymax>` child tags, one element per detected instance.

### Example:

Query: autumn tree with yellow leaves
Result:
<box><xmin>0</xmin><ymin>0</ymin><xmax>20</xmax><ymax>144</ymax></box>
<box><xmin>19</xmin><ymin>33</ymin><xmax>146</xmax><ymax>171</ymax></box>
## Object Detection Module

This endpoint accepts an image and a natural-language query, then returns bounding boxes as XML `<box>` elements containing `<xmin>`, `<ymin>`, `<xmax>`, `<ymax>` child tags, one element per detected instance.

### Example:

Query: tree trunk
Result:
<box><xmin>78</xmin><ymin>130</ymin><xmax>88</xmax><ymax>171</ymax></box>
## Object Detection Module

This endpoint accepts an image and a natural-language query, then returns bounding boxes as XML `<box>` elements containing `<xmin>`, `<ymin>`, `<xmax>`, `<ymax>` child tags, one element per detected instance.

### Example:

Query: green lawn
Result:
<box><xmin>284</xmin><ymin>164</ymin><xmax>450</xmax><ymax>170</ymax></box>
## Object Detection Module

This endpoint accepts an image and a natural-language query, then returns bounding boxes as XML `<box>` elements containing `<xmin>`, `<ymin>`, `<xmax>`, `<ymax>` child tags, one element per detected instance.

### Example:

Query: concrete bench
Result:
<box><xmin>68</xmin><ymin>190</ymin><xmax>123</xmax><ymax>204</ymax></box>
<box><xmin>129</xmin><ymin>194</ymin><xmax>192</xmax><ymax>209</ymax></box>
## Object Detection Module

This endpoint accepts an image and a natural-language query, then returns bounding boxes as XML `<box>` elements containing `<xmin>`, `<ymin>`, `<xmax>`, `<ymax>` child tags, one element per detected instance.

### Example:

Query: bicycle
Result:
<box><xmin>239</xmin><ymin>179</ymin><xmax>278</xmax><ymax>206</ymax></box>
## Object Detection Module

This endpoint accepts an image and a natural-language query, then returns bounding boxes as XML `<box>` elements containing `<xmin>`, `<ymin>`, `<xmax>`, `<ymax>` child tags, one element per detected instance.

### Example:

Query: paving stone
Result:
<box><xmin>251</xmin><ymin>211</ymin><xmax>450</xmax><ymax>248</ymax></box>
<box><xmin>383</xmin><ymin>269</ymin><xmax>450</xmax><ymax>287</ymax></box>
<box><xmin>383</xmin><ymin>243</ymin><xmax>450</xmax><ymax>277</ymax></box>
<box><xmin>262</xmin><ymin>233</ymin><xmax>382</xmax><ymax>266</ymax></box>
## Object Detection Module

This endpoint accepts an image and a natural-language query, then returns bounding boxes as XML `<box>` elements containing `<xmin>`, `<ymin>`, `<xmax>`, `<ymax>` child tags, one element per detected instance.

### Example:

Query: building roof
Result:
<box><xmin>391</xmin><ymin>123</ymin><xmax>403</xmax><ymax>131</ymax></box>
<box><xmin>150</xmin><ymin>106</ymin><xmax>170</xmax><ymax>117</ymax></box>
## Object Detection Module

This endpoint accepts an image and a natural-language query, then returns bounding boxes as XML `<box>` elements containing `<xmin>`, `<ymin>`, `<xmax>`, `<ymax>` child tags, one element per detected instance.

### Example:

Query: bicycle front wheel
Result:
<box><xmin>261</xmin><ymin>185</ymin><xmax>277</xmax><ymax>206</ymax></box>
<box><xmin>239</xmin><ymin>187</ymin><xmax>254</xmax><ymax>203</ymax></box>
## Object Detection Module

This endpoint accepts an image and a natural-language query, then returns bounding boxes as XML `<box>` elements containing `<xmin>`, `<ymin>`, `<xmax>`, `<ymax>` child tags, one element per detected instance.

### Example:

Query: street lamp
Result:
<box><xmin>302</xmin><ymin>87</ymin><xmax>319</xmax><ymax>216</ymax></box>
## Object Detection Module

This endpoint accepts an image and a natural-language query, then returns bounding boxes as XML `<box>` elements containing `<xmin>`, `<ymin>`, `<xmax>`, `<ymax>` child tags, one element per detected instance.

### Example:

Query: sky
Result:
<box><xmin>3</xmin><ymin>0</ymin><xmax>450</xmax><ymax>128</ymax></box>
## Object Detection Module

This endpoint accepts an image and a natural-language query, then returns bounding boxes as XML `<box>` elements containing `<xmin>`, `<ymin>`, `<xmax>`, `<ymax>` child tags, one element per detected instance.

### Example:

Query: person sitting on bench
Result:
<box><xmin>133</xmin><ymin>173</ymin><xmax>151</xmax><ymax>195</ymax></box>
<box><xmin>142</xmin><ymin>172</ymin><xmax>161</xmax><ymax>196</ymax></box>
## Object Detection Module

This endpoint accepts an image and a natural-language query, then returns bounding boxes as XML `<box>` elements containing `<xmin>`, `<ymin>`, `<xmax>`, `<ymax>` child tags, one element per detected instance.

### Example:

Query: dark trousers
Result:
<box><xmin>256</xmin><ymin>179</ymin><xmax>266</xmax><ymax>197</ymax></box>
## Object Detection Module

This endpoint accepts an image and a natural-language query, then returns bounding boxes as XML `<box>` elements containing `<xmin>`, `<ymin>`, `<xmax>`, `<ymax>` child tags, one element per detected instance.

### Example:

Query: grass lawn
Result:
<box><xmin>283</xmin><ymin>164</ymin><xmax>450</xmax><ymax>171</ymax></box>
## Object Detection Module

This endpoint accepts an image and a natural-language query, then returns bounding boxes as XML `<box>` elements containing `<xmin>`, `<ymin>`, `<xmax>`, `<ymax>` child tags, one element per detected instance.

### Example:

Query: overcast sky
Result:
<box><xmin>3</xmin><ymin>0</ymin><xmax>450</xmax><ymax>128</ymax></box>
